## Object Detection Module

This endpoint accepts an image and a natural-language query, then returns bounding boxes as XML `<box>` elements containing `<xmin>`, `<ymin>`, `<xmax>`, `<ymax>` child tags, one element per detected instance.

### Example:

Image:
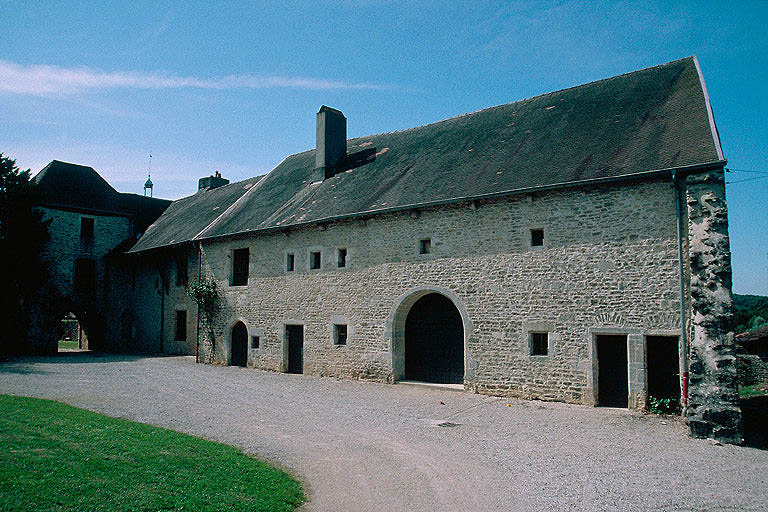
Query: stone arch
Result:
<box><xmin>227</xmin><ymin>317</ymin><xmax>251</xmax><ymax>367</ymax></box>
<box><xmin>46</xmin><ymin>297</ymin><xmax>100</xmax><ymax>353</ymax></box>
<box><xmin>388</xmin><ymin>286</ymin><xmax>472</xmax><ymax>384</ymax></box>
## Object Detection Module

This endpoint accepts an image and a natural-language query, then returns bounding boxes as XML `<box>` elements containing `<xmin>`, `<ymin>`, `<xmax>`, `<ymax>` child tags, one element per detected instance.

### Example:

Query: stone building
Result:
<box><xmin>28</xmin><ymin>160</ymin><xmax>171</xmax><ymax>353</ymax></box>
<box><xmin>23</xmin><ymin>57</ymin><xmax>740</xmax><ymax>442</ymax></box>
<box><xmin>124</xmin><ymin>57</ymin><xmax>742</xmax><ymax>442</ymax></box>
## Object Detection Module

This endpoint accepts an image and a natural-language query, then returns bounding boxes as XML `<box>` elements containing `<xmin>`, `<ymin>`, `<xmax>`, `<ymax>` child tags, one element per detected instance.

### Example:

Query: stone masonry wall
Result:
<box><xmin>29</xmin><ymin>207</ymin><xmax>131</xmax><ymax>353</ymax></box>
<box><xmin>684</xmin><ymin>169</ymin><xmax>743</xmax><ymax>443</ymax></box>
<box><xmin>194</xmin><ymin>178</ymin><xmax>682</xmax><ymax>406</ymax></box>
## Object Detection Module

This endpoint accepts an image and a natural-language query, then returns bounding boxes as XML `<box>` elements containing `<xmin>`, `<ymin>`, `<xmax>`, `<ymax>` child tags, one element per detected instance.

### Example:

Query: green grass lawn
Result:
<box><xmin>0</xmin><ymin>395</ymin><xmax>304</xmax><ymax>511</ymax></box>
<box><xmin>57</xmin><ymin>339</ymin><xmax>80</xmax><ymax>350</ymax></box>
<box><xmin>739</xmin><ymin>383</ymin><xmax>768</xmax><ymax>399</ymax></box>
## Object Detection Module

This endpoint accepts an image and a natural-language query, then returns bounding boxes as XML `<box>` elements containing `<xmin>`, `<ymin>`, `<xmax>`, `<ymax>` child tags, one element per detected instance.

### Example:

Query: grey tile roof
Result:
<box><xmin>130</xmin><ymin>176</ymin><xmax>263</xmax><ymax>251</ymax></box>
<box><xmin>33</xmin><ymin>160</ymin><xmax>171</xmax><ymax>232</ymax></box>
<box><xmin>130</xmin><ymin>56</ymin><xmax>722</xmax><ymax>253</ymax></box>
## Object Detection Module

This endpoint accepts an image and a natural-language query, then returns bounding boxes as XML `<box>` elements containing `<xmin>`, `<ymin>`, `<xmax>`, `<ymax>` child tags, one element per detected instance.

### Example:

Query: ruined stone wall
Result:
<box><xmin>194</xmin><ymin>178</ymin><xmax>682</xmax><ymax>405</ymax></box>
<box><xmin>683</xmin><ymin>169</ymin><xmax>743</xmax><ymax>443</ymax></box>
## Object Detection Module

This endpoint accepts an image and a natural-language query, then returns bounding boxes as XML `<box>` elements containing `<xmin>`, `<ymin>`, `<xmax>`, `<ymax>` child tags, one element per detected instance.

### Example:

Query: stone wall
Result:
<box><xmin>29</xmin><ymin>207</ymin><xmax>131</xmax><ymax>353</ymax></box>
<box><xmin>192</xmin><ymin>177</ymin><xmax>683</xmax><ymax>406</ymax></box>
<box><xmin>737</xmin><ymin>354</ymin><xmax>768</xmax><ymax>386</ymax></box>
<box><xmin>103</xmin><ymin>247</ymin><xmax>199</xmax><ymax>355</ymax></box>
<box><xmin>683</xmin><ymin>169</ymin><xmax>743</xmax><ymax>443</ymax></box>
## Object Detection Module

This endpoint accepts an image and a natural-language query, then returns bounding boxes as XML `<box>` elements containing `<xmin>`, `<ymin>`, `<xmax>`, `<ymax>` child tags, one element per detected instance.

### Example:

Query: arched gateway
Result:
<box><xmin>390</xmin><ymin>288</ymin><xmax>469</xmax><ymax>385</ymax></box>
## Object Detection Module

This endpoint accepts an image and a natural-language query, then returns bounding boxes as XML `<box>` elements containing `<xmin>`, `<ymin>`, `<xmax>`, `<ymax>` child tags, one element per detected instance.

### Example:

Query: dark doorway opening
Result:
<box><xmin>58</xmin><ymin>312</ymin><xmax>89</xmax><ymax>352</ymax></box>
<box><xmin>646</xmin><ymin>336</ymin><xmax>680</xmax><ymax>402</ymax></box>
<box><xmin>596</xmin><ymin>334</ymin><xmax>628</xmax><ymax>407</ymax></box>
<box><xmin>404</xmin><ymin>293</ymin><xmax>463</xmax><ymax>384</ymax></box>
<box><xmin>286</xmin><ymin>325</ymin><xmax>303</xmax><ymax>374</ymax></box>
<box><xmin>231</xmin><ymin>322</ymin><xmax>248</xmax><ymax>367</ymax></box>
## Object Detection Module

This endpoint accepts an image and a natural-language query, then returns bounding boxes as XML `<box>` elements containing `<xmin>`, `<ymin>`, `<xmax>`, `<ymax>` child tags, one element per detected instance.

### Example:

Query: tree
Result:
<box><xmin>0</xmin><ymin>154</ymin><xmax>50</xmax><ymax>354</ymax></box>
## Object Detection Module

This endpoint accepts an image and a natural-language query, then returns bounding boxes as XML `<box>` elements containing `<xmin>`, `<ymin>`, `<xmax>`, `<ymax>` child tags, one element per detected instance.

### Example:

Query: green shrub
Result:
<box><xmin>649</xmin><ymin>396</ymin><xmax>680</xmax><ymax>414</ymax></box>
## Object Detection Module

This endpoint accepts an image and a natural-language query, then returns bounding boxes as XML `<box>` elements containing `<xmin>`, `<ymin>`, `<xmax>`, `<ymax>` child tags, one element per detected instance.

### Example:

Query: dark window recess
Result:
<box><xmin>530</xmin><ymin>332</ymin><xmax>548</xmax><ymax>355</ymax></box>
<box><xmin>175</xmin><ymin>256</ymin><xmax>188</xmax><ymax>287</ymax></box>
<box><xmin>286</xmin><ymin>253</ymin><xmax>295</xmax><ymax>272</ymax></box>
<box><xmin>175</xmin><ymin>310</ymin><xmax>187</xmax><ymax>341</ymax></box>
<box><xmin>337</xmin><ymin>248</ymin><xmax>347</xmax><ymax>268</ymax></box>
<box><xmin>232</xmin><ymin>248</ymin><xmax>249</xmax><ymax>286</ymax></box>
<box><xmin>80</xmin><ymin>217</ymin><xmax>94</xmax><ymax>240</ymax></box>
<box><xmin>334</xmin><ymin>324</ymin><xmax>348</xmax><ymax>346</ymax></box>
<box><xmin>74</xmin><ymin>259</ymin><xmax>96</xmax><ymax>292</ymax></box>
<box><xmin>251</xmin><ymin>335</ymin><xmax>260</xmax><ymax>349</ymax></box>
<box><xmin>310</xmin><ymin>251</ymin><xmax>321</xmax><ymax>270</ymax></box>
<box><xmin>419</xmin><ymin>238</ymin><xmax>431</xmax><ymax>254</ymax></box>
<box><xmin>531</xmin><ymin>229</ymin><xmax>544</xmax><ymax>247</ymax></box>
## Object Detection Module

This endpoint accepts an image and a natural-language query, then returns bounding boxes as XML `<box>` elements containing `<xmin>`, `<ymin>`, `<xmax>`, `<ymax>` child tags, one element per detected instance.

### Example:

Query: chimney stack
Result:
<box><xmin>198</xmin><ymin>171</ymin><xmax>229</xmax><ymax>192</ymax></box>
<box><xmin>314</xmin><ymin>105</ymin><xmax>347</xmax><ymax>181</ymax></box>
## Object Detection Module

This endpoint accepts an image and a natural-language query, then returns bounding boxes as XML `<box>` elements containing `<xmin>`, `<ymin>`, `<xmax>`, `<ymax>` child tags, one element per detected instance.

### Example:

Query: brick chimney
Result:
<box><xmin>313</xmin><ymin>106</ymin><xmax>347</xmax><ymax>181</ymax></box>
<box><xmin>198</xmin><ymin>171</ymin><xmax>229</xmax><ymax>191</ymax></box>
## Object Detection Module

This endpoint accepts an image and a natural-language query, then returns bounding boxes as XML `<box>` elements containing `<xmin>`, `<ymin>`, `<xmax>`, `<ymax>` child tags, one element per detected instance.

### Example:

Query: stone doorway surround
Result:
<box><xmin>387</xmin><ymin>286</ymin><xmax>473</xmax><ymax>385</ymax></box>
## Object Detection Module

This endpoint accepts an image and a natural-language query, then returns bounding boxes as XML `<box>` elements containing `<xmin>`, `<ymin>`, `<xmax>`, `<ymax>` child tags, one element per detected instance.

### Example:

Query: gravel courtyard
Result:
<box><xmin>1</xmin><ymin>353</ymin><xmax>766</xmax><ymax>511</ymax></box>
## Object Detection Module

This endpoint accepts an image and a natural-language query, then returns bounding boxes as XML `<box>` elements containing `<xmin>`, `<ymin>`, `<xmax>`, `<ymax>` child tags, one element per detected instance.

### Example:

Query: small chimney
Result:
<box><xmin>314</xmin><ymin>105</ymin><xmax>347</xmax><ymax>181</ymax></box>
<box><xmin>198</xmin><ymin>171</ymin><xmax>229</xmax><ymax>191</ymax></box>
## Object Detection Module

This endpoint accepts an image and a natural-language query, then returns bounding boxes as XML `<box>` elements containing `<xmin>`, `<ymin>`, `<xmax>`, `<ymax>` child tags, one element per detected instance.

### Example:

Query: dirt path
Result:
<box><xmin>2</xmin><ymin>353</ymin><xmax>767</xmax><ymax>511</ymax></box>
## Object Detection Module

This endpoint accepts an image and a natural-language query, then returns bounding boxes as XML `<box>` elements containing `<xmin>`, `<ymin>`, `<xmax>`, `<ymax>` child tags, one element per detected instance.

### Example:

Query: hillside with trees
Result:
<box><xmin>734</xmin><ymin>294</ymin><xmax>768</xmax><ymax>334</ymax></box>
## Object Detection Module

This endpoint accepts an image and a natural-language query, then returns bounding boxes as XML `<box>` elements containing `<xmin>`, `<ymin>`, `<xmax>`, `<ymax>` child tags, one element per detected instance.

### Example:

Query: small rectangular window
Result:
<box><xmin>419</xmin><ymin>238</ymin><xmax>431</xmax><ymax>255</ymax></box>
<box><xmin>531</xmin><ymin>229</ymin><xmax>544</xmax><ymax>247</ymax></box>
<box><xmin>337</xmin><ymin>248</ymin><xmax>347</xmax><ymax>268</ymax></box>
<box><xmin>232</xmin><ymin>248</ymin><xmax>249</xmax><ymax>286</ymax></box>
<box><xmin>334</xmin><ymin>324</ymin><xmax>347</xmax><ymax>346</ymax></box>
<box><xmin>310</xmin><ymin>251</ymin><xmax>321</xmax><ymax>270</ymax></box>
<box><xmin>175</xmin><ymin>255</ymin><xmax>188</xmax><ymax>287</ymax></box>
<box><xmin>175</xmin><ymin>310</ymin><xmax>187</xmax><ymax>341</ymax></box>
<box><xmin>251</xmin><ymin>335</ymin><xmax>260</xmax><ymax>349</ymax></box>
<box><xmin>286</xmin><ymin>253</ymin><xmax>295</xmax><ymax>272</ymax></box>
<box><xmin>80</xmin><ymin>217</ymin><xmax>94</xmax><ymax>240</ymax></box>
<box><xmin>74</xmin><ymin>258</ymin><xmax>96</xmax><ymax>292</ymax></box>
<box><xmin>530</xmin><ymin>332</ymin><xmax>548</xmax><ymax>356</ymax></box>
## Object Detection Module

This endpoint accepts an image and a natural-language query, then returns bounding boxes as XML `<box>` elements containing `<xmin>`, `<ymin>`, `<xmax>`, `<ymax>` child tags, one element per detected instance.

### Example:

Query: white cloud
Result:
<box><xmin>0</xmin><ymin>60</ymin><xmax>388</xmax><ymax>96</ymax></box>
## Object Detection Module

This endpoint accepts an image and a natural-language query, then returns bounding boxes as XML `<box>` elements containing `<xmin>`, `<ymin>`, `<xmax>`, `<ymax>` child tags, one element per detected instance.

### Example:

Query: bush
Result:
<box><xmin>649</xmin><ymin>396</ymin><xmax>680</xmax><ymax>415</ymax></box>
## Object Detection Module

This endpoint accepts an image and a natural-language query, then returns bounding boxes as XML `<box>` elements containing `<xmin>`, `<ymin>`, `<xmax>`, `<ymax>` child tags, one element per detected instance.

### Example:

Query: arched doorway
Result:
<box><xmin>230</xmin><ymin>322</ymin><xmax>248</xmax><ymax>367</ymax></box>
<box><xmin>58</xmin><ymin>311</ymin><xmax>89</xmax><ymax>352</ymax></box>
<box><xmin>403</xmin><ymin>293</ymin><xmax>464</xmax><ymax>384</ymax></box>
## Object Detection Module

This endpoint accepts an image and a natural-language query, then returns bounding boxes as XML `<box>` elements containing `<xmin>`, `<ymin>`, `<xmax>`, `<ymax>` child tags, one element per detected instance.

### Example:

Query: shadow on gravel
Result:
<box><xmin>0</xmin><ymin>352</ymin><xmax>161</xmax><ymax>374</ymax></box>
<box><xmin>741</xmin><ymin>396</ymin><xmax>768</xmax><ymax>450</ymax></box>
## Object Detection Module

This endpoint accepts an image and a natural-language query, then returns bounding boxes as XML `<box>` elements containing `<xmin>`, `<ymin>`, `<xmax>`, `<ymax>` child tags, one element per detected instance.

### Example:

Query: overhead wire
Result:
<box><xmin>725</xmin><ymin>167</ymin><xmax>768</xmax><ymax>184</ymax></box>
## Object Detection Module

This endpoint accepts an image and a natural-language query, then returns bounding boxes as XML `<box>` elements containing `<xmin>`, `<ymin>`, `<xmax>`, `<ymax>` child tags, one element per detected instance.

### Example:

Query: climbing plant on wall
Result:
<box><xmin>186</xmin><ymin>275</ymin><xmax>219</xmax><ymax>363</ymax></box>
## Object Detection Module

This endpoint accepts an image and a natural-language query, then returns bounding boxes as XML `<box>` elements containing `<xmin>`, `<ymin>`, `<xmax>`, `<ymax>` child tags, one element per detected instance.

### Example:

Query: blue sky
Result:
<box><xmin>2</xmin><ymin>1</ymin><xmax>766</xmax><ymax>295</ymax></box>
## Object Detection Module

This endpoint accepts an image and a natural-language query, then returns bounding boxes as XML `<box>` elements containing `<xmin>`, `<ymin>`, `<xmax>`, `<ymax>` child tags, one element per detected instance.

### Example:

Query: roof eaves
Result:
<box><xmin>197</xmin><ymin>159</ymin><xmax>726</xmax><ymax>244</ymax></box>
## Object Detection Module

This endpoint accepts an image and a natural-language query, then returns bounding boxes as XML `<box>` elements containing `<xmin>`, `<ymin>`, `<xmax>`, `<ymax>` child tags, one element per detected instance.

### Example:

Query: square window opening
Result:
<box><xmin>232</xmin><ymin>248</ymin><xmax>249</xmax><ymax>286</ymax></box>
<box><xmin>286</xmin><ymin>253</ymin><xmax>295</xmax><ymax>272</ymax></box>
<box><xmin>419</xmin><ymin>238</ymin><xmax>431</xmax><ymax>255</ymax></box>
<box><xmin>530</xmin><ymin>332</ymin><xmax>548</xmax><ymax>356</ymax></box>
<box><xmin>334</xmin><ymin>324</ymin><xmax>348</xmax><ymax>346</ymax></box>
<box><xmin>80</xmin><ymin>217</ymin><xmax>94</xmax><ymax>240</ymax></box>
<box><xmin>337</xmin><ymin>248</ymin><xmax>347</xmax><ymax>268</ymax></box>
<box><xmin>531</xmin><ymin>229</ymin><xmax>544</xmax><ymax>247</ymax></box>
<box><xmin>175</xmin><ymin>255</ymin><xmax>188</xmax><ymax>287</ymax></box>
<box><xmin>251</xmin><ymin>335</ymin><xmax>260</xmax><ymax>349</ymax></box>
<box><xmin>310</xmin><ymin>251</ymin><xmax>321</xmax><ymax>270</ymax></box>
